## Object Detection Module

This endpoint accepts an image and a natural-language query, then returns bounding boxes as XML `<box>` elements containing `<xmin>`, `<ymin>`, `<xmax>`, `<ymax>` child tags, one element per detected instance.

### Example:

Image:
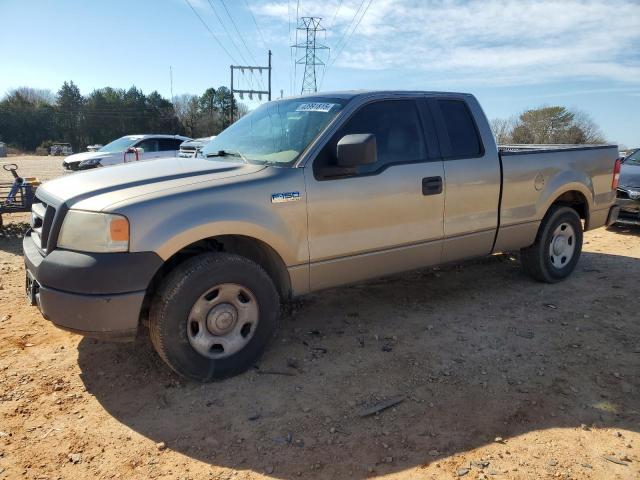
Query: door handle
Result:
<box><xmin>422</xmin><ymin>176</ymin><xmax>443</xmax><ymax>195</ymax></box>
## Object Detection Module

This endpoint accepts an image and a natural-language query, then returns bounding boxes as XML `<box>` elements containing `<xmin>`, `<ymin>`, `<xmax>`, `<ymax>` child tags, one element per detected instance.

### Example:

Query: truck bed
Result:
<box><xmin>499</xmin><ymin>144</ymin><xmax>618</xmax><ymax>154</ymax></box>
<box><xmin>492</xmin><ymin>143</ymin><xmax>619</xmax><ymax>253</ymax></box>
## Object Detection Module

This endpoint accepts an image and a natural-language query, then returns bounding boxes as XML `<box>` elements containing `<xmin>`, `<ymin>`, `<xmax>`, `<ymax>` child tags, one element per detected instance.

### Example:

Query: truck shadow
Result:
<box><xmin>77</xmin><ymin>251</ymin><xmax>640</xmax><ymax>478</ymax></box>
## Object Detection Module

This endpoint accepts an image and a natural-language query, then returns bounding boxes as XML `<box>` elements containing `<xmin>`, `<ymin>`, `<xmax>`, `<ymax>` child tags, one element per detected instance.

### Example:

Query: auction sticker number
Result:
<box><xmin>296</xmin><ymin>103</ymin><xmax>337</xmax><ymax>113</ymax></box>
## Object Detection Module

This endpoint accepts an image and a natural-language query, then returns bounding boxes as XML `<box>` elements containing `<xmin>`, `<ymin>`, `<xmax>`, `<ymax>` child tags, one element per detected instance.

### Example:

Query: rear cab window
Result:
<box><xmin>432</xmin><ymin>99</ymin><xmax>484</xmax><ymax>159</ymax></box>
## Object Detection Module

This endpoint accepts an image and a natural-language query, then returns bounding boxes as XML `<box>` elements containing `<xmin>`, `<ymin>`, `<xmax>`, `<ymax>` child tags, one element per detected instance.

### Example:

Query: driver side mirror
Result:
<box><xmin>336</xmin><ymin>134</ymin><xmax>377</xmax><ymax>168</ymax></box>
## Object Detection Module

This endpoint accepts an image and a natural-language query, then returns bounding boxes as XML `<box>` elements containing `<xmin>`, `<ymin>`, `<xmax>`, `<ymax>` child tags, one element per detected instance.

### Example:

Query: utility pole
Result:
<box><xmin>169</xmin><ymin>66</ymin><xmax>173</xmax><ymax>101</ymax></box>
<box><xmin>292</xmin><ymin>17</ymin><xmax>329</xmax><ymax>94</ymax></box>
<box><xmin>229</xmin><ymin>50</ymin><xmax>272</xmax><ymax>123</ymax></box>
<box><xmin>268</xmin><ymin>49</ymin><xmax>272</xmax><ymax>101</ymax></box>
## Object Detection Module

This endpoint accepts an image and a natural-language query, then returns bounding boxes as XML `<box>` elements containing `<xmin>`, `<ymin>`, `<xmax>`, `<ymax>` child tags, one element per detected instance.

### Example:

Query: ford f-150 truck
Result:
<box><xmin>23</xmin><ymin>91</ymin><xmax>621</xmax><ymax>381</ymax></box>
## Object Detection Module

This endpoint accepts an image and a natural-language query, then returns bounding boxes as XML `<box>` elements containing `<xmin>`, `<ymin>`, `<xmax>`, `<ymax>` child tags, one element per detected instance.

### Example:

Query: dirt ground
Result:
<box><xmin>0</xmin><ymin>156</ymin><xmax>638</xmax><ymax>480</ymax></box>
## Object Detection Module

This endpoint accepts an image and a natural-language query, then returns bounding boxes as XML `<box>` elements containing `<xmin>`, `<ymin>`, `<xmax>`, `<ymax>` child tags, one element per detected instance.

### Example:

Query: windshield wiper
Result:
<box><xmin>206</xmin><ymin>149</ymin><xmax>248</xmax><ymax>163</ymax></box>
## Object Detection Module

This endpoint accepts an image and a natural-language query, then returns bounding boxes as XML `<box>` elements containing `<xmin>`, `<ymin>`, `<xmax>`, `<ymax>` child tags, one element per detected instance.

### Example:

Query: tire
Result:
<box><xmin>520</xmin><ymin>206</ymin><xmax>583</xmax><ymax>283</ymax></box>
<box><xmin>149</xmin><ymin>252</ymin><xmax>280</xmax><ymax>381</ymax></box>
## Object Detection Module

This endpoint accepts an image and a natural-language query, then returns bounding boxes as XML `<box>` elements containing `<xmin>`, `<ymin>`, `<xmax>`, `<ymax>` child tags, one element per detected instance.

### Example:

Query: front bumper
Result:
<box><xmin>63</xmin><ymin>161</ymin><xmax>80</xmax><ymax>171</ymax></box>
<box><xmin>615</xmin><ymin>198</ymin><xmax>640</xmax><ymax>226</ymax></box>
<box><xmin>23</xmin><ymin>235</ymin><xmax>163</xmax><ymax>341</ymax></box>
<box><xmin>63</xmin><ymin>161</ymin><xmax>98</xmax><ymax>171</ymax></box>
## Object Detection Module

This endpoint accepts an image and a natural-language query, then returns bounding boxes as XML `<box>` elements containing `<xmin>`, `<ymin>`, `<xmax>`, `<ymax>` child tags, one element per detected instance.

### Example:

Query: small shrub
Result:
<box><xmin>6</xmin><ymin>146</ymin><xmax>25</xmax><ymax>156</ymax></box>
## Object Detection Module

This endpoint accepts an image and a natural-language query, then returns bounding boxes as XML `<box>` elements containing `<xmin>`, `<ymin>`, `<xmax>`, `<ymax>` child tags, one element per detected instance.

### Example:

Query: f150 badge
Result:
<box><xmin>271</xmin><ymin>191</ymin><xmax>301</xmax><ymax>203</ymax></box>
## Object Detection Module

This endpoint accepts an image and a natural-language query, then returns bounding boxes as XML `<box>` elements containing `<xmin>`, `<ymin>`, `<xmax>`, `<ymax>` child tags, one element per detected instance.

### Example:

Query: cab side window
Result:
<box><xmin>137</xmin><ymin>139</ymin><xmax>159</xmax><ymax>152</ymax></box>
<box><xmin>314</xmin><ymin>99</ymin><xmax>426</xmax><ymax>178</ymax></box>
<box><xmin>159</xmin><ymin>139</ymin><xmax>183</xmax><ymax>151</ymax></box>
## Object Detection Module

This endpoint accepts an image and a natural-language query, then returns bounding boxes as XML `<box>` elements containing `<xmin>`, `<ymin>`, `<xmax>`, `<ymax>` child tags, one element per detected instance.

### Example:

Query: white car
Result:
<box><xmin>178</xmin><ymin>136</ymin><xmax>217</xmax><ymax>158</ymax></box>
<box><xmin>62</xmin><ymin>134</ymin><xmax>191</xmax><ymax>171</ymax></box>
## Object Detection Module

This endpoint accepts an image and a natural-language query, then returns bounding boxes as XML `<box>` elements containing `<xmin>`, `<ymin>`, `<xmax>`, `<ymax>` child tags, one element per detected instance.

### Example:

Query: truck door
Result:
<box><xmin>135</xmin><ymin>139</ymin><xmax>162</xmax><ymax>161</ymax></box>
<box><xmin>304</xmin><ymin>98</ymin><xmax>445</xmax><ymax>291</ymax></box>
<box><xmin>427</xmin><ymin>97</ymin><xmax>501</xmax><ymax>262</ymax></box>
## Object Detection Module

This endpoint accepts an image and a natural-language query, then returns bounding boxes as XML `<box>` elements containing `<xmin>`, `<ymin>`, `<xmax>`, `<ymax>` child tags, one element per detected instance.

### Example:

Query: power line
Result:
<box><xmin>288</xmin><ymin>0</ymin><xmax>294</xmax><ymax>95</ymax></box>
<box><xmin>319</xmin><ymin>0</ymin><xmax>364</xmax><ymax>89</ymax></box>
<box><xmin>183</xmin><ymin>0</ymin><xmax>237</xmax><ymax>63</ymax></box>
<box><xmin>327</xmin><ymin>0</ymin><xmax>366</xmax><ymax>61</ymax></box>
<box><xmin>328</xmin><ymin>0</ymin><xmax>373</xmax><ymax>70</ymax></box>
<box><xmin>219</xmin><ymin>0</ymin><xmax>259</xmax><ymax>65</ymax></box>
<box><xmin>293</xmin><ymin>0</ymin><xmax>301</xmax><ymax>95</ymax></box>
<box><xmin>329</xmin><ymin>0</ymin><xmax>343</xmax><ymax>29</ymax></box>
<box><xmin>218</xmin><ymin>0</ymin><xmax>265</xmax><ymax>90</ymax></box>
<box><xmin>243</xmin><ymin>0</ymin><xmax>267</xmax><ymax>47</ymax></box>
<box><xmin>205</xmin><ymin>0</ymin><xmax>250</xmax><ymax>66</ymax></box>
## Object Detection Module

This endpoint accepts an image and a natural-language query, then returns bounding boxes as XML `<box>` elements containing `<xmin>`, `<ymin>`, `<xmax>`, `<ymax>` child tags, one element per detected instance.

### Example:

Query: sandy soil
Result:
<box><xmin>1</xmin><ymin>155</ymin><xmax>68</xmax><ymax>184</ymax></box>
<box><xmin>0</xmin><ymin>155</ymin><xmax>638</xmax><ymax>479</ymax></box>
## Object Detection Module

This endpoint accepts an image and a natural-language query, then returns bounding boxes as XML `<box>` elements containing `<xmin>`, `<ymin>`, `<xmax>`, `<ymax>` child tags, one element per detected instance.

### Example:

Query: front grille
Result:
<box><xmin>30</xmin><ymin>198</ymin><xmax>56</xmax><ymax>253</ymax></box>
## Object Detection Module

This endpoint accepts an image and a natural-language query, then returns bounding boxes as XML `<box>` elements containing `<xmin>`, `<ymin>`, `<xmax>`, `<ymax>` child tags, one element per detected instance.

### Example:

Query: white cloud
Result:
<box><xmin>256</xmin><ymin>0</ymin><xmax>640</xmax><ymax>86</ymax></box>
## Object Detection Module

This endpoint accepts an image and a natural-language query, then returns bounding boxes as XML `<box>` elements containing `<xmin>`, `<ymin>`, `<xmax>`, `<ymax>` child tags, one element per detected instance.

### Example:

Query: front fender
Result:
<box><xmin>121</xmin><ymin>169</ymin><xmax>309</xmax><ymax>267</ymax></box>
<box><xmin>154</xmin><ymin>213</ymin><xmax>305</xmax><ymax>266</ymax></box>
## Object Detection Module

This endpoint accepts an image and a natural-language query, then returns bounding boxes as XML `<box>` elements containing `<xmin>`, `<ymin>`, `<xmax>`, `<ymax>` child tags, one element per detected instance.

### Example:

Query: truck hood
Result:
<box><xmin>63</xmin><ymin>151</ymin><xmax>116</xmax><ymax>164</ymax></box>
<box><xmin>38</xmin><ymin>156</ymin><xmax>265</xmax><ymax>211</ymax></box>
<box><xmin>620</xmin><ymin>163</ymin><xmax>640</xmax><ymax>189</ymax></box>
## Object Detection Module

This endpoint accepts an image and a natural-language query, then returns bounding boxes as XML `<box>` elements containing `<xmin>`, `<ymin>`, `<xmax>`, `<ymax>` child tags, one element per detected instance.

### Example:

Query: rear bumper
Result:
<box><xmin>606</xmin><ymin>204</ymin><xmax>620</xmax><ymax>226</ymax></box>
<box><xmin>23</xmin><ymin>235</ymin><xmax>163</xmax><ymax>341</ymax></box>
<box><xmin>588</xmin><ymin>204</ymin><xmax>620</xmax><ymax>230</ymax></box>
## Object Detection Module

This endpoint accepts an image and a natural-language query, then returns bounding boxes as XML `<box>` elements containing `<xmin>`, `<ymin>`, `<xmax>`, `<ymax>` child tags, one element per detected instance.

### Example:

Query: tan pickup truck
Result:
<box><xmin>23</xmin><ymin>91</ymin><xmax>621</xmax><ymax>381</ymax></box>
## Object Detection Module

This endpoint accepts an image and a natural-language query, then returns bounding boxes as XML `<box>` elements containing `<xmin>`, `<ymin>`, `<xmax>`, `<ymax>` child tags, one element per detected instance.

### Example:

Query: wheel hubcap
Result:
<box><xmin>187</xmin><ymin>283</ymin><xmax>259</xmax><ymax>359</ymax></box>
<box><xmin>549</xmin><ymin>222</ymin><xmax>576</xmax><ymax>268</ymax></box>
<box><xmin>206</xmin><ymin>303</ymin><xmax>238</xmax><ymax>335</ymax></box>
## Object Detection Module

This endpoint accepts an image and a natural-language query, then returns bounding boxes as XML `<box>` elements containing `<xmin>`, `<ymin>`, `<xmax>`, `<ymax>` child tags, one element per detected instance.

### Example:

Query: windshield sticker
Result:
<box><xmin>295</xmin><ymin>102</ymin><xmax>337</xmax><ymax>113</ymax></box>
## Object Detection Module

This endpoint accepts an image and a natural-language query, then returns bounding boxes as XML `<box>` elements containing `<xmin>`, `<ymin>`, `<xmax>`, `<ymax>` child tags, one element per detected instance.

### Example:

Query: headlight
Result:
<box><xmin>79</xmin><ymin>158</ymin><xmax>103</xmax><ymax>167</ymax></box>
<box><xmin>57</xmin><ymin>211</ymin><xmax>129</xmax><ymax>253</ymax></box>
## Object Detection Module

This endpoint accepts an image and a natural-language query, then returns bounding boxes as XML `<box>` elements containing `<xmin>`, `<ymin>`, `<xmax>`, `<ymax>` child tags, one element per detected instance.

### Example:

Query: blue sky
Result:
<box><xmin>1</xmin><ymin>0</ymin><xmax>639</xmax><ymax>147</ymax></box>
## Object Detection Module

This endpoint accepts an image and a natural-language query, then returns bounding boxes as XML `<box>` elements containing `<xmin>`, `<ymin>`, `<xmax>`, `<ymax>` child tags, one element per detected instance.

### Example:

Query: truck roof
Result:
<box><xmin>277</xmin><ymin>90</ymin><xmax>473</xmax><ymax>101</ymax></box>
<box><xmin>125</xmin><ymin>134</ymin><xmax>192</xmax><ymax>140</ymax></box>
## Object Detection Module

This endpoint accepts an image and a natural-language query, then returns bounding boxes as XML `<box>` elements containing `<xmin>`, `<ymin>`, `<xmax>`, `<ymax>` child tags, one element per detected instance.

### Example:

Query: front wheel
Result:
<box><xmin>520</xmin><ymin>206</ymin><xmax>583</xmax><ymax>283</ymax></box>
<box><xmin>149</xmin><ymin>252</ymin><xmax>280</xmax><ymax>381</ymax></box>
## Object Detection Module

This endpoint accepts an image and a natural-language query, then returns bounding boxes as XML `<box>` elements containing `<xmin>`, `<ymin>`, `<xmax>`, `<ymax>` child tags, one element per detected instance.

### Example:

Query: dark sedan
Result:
<box><xmin>616</xmin><ymin>149</ymin><xmax>640</xmax><ymax>225</ymax></box>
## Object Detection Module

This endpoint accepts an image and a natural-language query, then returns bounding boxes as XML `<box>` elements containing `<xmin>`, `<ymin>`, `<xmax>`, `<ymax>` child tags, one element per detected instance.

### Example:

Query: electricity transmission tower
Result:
<box><xmin>292</xmin><ymin>17</ymin><xmax>329</xmax><ymax>94</ymax></box>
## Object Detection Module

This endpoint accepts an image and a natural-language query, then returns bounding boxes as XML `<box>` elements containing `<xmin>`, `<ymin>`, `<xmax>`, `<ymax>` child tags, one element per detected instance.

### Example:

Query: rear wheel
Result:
<box><xmin>149</xmin><ymin>252</ymin><xmax>279</xmax><ymax>381</ymax></box>
<box><xmin>520</xmin><ymin>206</ymin><xmax>583</xmax><ymax>283</ymax></box>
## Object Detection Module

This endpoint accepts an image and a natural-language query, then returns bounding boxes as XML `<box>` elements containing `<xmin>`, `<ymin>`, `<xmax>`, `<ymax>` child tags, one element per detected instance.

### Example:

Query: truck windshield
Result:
<box><xmin>202</xmin><ymin>97</ymin><xmax>348</xmax><ymax>166</ymax></box>
<box><xmin>99</xmin><ymin>136</ymin><xmax>142</xmax><ymax>153</ymax></box>
<box><xmin>625</xmin><ymin>150</ymin><xmax>640</xmax><ymax>166</ymax></box>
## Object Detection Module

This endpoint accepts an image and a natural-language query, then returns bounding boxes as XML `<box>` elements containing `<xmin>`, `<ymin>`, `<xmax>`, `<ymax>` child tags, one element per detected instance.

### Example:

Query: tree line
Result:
<box><xmin>490</xmin><ymin>106</ymin><xmax>606</xmax><ymax>145</ymax></box>
<box><xmin>1</xmin><ymin>84</ymin><xmax>608</xmax><ymax>153</ymax></box>
<box><xmin>0</xmin><ymin>81</ymin><xmax>246</xmax><ymax>153</ymax></box>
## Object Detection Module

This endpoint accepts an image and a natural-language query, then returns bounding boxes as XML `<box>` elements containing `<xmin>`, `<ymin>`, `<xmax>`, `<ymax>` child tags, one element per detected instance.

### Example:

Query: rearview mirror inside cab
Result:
<box><xmin>336</xmin><ymin>133</ymin><xmax>377</xmax><ymax>168</ymax></box>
